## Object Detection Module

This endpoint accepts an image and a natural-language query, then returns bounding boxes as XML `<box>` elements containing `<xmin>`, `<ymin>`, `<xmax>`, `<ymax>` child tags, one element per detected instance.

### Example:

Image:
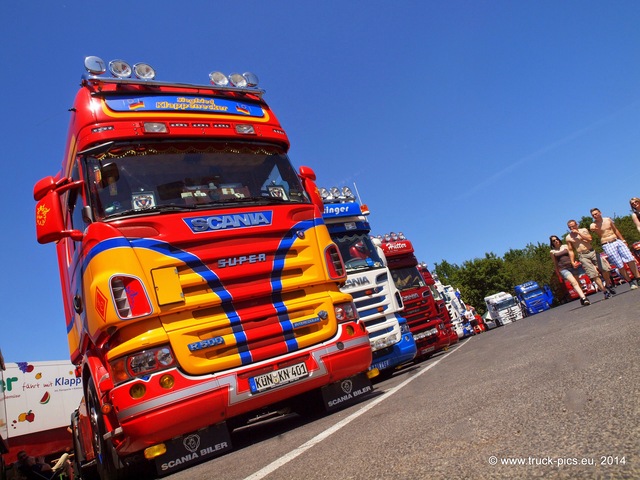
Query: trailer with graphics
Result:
<box><xmin>0</xmin><ymin>351</ymin><xmax>6</xmax><ymax>480</ymax></box>
<box><xmin>320</xmin><ymin>187</ymin><xmax>416</xmax><ymax>377</ymax></box>
<box><xmin>0</xmin><ymin>359</ymin><xmax>82</xmax><ymax>477</ymax></box>
<box><xmin>33</xmin><ymin>57</ymin><xmax>373</xmax><ymax>479</ymax></box>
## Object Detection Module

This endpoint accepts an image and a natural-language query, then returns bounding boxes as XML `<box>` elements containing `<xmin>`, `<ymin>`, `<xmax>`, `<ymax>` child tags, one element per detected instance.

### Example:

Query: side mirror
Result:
<box><xmin>33</xmin><ymin>176</ymin><xmax>59</xmax><ymax>201</ymax></box>
<box><xmin>298</xmin><ymin>165</ymin><xmax>323</xmax><ymax>212</ymax></box>
<box><xmin>298</xmin><ymin>165</ymin><xmax>316</xmax><ymax>181</ymax></box>
<box><xmin>34</xmin><ymin>177</ymin><xmax>84</xmax><ymax>244</ymax></box>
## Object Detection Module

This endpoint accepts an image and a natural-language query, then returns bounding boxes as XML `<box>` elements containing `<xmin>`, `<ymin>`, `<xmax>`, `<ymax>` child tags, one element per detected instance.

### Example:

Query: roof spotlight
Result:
<box><xmin>133</xmin><ymin>63</ymin><xmax>156</xmax><ymax>80</ymax></box>
<box><xmin>329</xmin><ymin>187</ymin><xmax>341</xmax><ymax>199</ymax></box>
<box><xmin>109</xmin><ymin>60</ymin><xmax>132</xmax><ymax>78</ymax></box>
<box><xmin>342</xmin><ymin>186</ymin><xmax>354</xmax><ymax>200</ymax></box>
<box><xmin>229</xmin><ymin>73</ymin><xmax>247</xmax><ymax>88</ymax></box>
<box><xmin>319</xmin><ymin>187</ymin><xmax>330</xmax><ymax>200</ymax></box>
<box><xmin>243</xmin><ymin>72</ymin><xmax>259</xmax><ymax>87</ymax></box>
<box><xmin>209</xmin><ymin>71</ymin><xmax>229</xmax><ymax>86</ymax></box>
<box><xmin>84</xmin><ymin>56</ymin><xmax>106</xmax><ymax>75</ymax></box>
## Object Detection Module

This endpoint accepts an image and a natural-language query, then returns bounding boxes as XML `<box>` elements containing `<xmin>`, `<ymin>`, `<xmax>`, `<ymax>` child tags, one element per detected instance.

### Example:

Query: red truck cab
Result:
<box><xmin>34</xmin><ymin>57</ymin><xmax>372</xmax><ymax>479</ymax></box>
<box><xmin>378</xmin><ymin>234</ymin><xmax>450</xmax><ymax>359</ymax></box>
<box><xmin>417</xmin><ymin>263</ymin><xmax>458</xmax><ymax>346</ymax></box>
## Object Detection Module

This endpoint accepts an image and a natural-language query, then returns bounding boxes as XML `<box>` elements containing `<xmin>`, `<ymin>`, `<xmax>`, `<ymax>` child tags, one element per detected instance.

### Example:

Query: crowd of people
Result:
<box><xmin>14</xmin><ymin>449</ymin><xmax>74</xmax><ymax>480</ymax></box>
<box><xmin>550</xmin><ymin>199</ymin><xmax>640</xmax><ymax>307</ymax></box>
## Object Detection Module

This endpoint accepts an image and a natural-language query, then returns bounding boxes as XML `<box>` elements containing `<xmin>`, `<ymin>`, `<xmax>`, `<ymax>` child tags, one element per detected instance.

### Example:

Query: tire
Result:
<box><xmin>72</xmin><ymin>410</ymin><xmax>99</xmax><ymax>480</ymax></box>
<box><xmin>86</xmin><ymin>380</ymin><xmax>126</xmax><ymax>480</ymax></box>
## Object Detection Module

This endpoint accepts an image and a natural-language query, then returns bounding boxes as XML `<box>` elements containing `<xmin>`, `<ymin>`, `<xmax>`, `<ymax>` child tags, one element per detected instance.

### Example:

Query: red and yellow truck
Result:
<box><xmin>34</xmin><ymin>57</ymin><xmax>372</xmax><ymax>479</ymax></box>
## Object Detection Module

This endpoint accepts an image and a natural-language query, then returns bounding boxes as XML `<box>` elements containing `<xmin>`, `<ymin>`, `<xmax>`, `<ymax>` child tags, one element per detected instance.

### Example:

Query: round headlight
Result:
<box><xmin>229</xmin><ymin>73</ymin><xmax>247</xmax><ymax>87</ymax></box>
<box><xmin>342</xmin><ymin>186</ymin><xmax>354</xmax><ymax>200</ymax></box>
<box><xmin>133</xmin><ymin>63</ymin><xmax>155</xmax><ymax>80</ymax></box>
<box><xmin>84</xmin><ymin>56</ymin><xmax>106</xmax><ymax>75</ymax></box>
<box><xmin>109</xmin><ymin>60</ymin><xmax>132</xmax><ymax>78</ymax></box>
<box><xmin>243</xmin><ymin>72</ymin><xmax>259</xmax><ymax>87</ymax></box>
<box><xmin>209</xmin><ymin>71</ymin><xmax>229</xmax><ymax>86</ymax></box>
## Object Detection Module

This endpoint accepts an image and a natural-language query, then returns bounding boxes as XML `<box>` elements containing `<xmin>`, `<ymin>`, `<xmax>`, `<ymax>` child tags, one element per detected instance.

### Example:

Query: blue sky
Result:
<box><xmin>2</xmin><ymin>1</ymin><xmax>639</xmax><ymax>362</ymax></box>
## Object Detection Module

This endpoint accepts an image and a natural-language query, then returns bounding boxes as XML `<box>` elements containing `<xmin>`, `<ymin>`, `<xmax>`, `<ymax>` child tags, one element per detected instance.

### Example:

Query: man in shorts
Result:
<box><xmin>590</xmin><ymin>208</ymin><xmax>639</xmax><ymax>290</ymax></box>
<box><xmin>566</xmin><ymin>219</ymin><xmax>616</xmax><ymax>299</ymax></box>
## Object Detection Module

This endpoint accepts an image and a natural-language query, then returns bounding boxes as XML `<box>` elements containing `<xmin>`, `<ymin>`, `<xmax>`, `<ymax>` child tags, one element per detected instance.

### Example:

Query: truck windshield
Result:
<box><xmin>390</xmin><ymin>267</ymin><xmax>426</xmax><ymax>291</ymax></box>
<box><xmin>333</xmin><ymin>233</ymin><xmax>384</xmax><ymax>272</ymax></box>
<box><xmin>84</xmin><ymin>141</ymin><xmax>309</xmax><ymax>220</ymax></box>
<box><xmin>496</xmin><ymin>297</ymin><xmax>517</xmax><ymax>309</ymax></box>
<box><xmin>522</xmin><ymin>291</ymin><xmax>541</xmax><ymax>300</ymax></box>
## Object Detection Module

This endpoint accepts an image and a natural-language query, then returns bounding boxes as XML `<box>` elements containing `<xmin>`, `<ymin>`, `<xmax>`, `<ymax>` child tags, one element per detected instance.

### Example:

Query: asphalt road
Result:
<box><xmin>165</xmin><ymin>287</ymin><xmax>639</xmax><ymax>480</ymax></box>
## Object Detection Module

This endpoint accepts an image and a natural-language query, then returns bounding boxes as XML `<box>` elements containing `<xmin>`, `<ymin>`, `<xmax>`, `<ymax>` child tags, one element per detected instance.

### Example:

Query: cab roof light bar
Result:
<box><xmin>82</xmin><ymin>56</ymin><xmax>264</xmax><ymax>97</ymax></box>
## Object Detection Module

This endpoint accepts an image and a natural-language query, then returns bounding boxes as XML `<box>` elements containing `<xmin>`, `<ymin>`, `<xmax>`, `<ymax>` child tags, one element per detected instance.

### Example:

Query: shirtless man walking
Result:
<box><xmin>565</xmin><ymin>219</ymin><xmax>616</xmax><ymax>299</ymax></box>
<box><xmin>589</xmin><ymin>208</ymin><xmax>639</xmax><ymax>290</ymax></box>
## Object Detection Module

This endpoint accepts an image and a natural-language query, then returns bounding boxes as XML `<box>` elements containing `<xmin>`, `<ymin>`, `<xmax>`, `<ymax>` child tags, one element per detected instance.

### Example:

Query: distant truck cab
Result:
<box><xmin>378</xmin><ymin>233</ymin><xmax>450</xmax><ymax>359</ymax></box>
<box><xmin>484</xmin><ymin>292</ymin><xmax>523</xmax><ymax>326</ymax></box>
<box><xmin>33</xmin><ymin>57</ymin><xmax>372</xmax><ymax>479</ymax></box>
<box><xmin>514</xmin><ymin>281</ymin><xmax>554</xmax><ymax>316</ymax></box>
<box><xmin>319</xmin><ymin>186</ymin><xmax>416</xmax><ymax>377</ymax></box>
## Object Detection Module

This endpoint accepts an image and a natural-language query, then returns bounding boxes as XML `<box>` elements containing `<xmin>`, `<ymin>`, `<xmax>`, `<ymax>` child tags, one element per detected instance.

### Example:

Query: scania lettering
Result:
<box><xmin>379</xmin><ymin>233</ymin><xmax>451</xmax><ymax>359</ymax></box>
<box><xmin>34</xmin><ymin>57</ymin><xmax>372</xmax><ymax>480</ymax></box>
<box><xmin>320</xmin><ymin>187</ymin><xmax>416</xmax><ymax>378</ymax></box>
<box><xmin>185</xmin><ymin>211</ymin><xmax>273</xmax><ymax>232</ymax></box>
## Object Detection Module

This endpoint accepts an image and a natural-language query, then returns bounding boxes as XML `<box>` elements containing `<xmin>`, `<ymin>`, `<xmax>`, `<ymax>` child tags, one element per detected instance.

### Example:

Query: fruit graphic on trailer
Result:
<box><xmin>16</xmin><ymin>362</ymin><xmax>35</xmax><ymax>373</ymax></box>
<box><xmin>17</xmin><ymin>410</ymin><xmax>35</xmax><ymax>423</ymax></box>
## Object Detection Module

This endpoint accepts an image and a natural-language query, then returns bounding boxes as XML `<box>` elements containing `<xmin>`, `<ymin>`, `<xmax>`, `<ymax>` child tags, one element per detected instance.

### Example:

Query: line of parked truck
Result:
<box><xmin>4</xmin><ymin>56</ymin><xmax>605</xmax><ymax>480</ymax></box>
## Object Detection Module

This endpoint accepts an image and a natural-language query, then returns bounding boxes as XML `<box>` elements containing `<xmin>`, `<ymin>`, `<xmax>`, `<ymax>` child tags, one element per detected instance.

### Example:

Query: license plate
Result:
<box><xmin>249</xmin><ymin>362</ymin><xmax>308</xmax><ymax>393</ymax></box>
<box><xmin>421</xmin><ymin>346</ymin><xmax>435</xmax><ymax>355</ymax></box>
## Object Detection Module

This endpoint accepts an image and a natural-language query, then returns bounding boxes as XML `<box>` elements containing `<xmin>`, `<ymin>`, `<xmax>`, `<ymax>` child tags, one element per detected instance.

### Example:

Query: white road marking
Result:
<box><xmin>244</xmin><ymin>340</ymin><xmax>469</xmax><ymax>480</ymax></box>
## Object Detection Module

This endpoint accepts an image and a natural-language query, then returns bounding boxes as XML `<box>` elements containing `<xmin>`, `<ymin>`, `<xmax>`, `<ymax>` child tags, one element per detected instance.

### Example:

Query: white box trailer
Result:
<box><xmin>0</xmin><ymin>359</ymin><xmax>82</xmax><ymax>470</ymax></box>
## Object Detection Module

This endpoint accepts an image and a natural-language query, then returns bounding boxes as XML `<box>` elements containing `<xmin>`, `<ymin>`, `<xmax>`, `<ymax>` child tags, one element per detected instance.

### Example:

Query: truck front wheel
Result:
<box><xmin>86</xmin><ymin>381</ymin><xmax>125</xmax><ymax>480</ymax></box>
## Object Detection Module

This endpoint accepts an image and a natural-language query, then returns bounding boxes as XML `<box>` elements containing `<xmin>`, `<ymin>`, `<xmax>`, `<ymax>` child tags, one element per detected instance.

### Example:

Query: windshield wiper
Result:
<box><xmin>104</xmin><ymin>204</ymin><xmax>196</xmax><ymax>219</ymax></box>
<box><xmin>196</xmin><ymin>196</ymin><xmax>296</xmax><ymax>207</ymax></box>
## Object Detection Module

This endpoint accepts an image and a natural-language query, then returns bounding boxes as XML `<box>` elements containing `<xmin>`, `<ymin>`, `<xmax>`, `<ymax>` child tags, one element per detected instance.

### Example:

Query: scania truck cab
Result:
<box><xmin>320</xmin><ymin>187</ymin><xmax>416</xmax><ymax>377</ymax></box>
<box><xmin>33</xmin><ymin>57</ymin><xmax>373</xmax><ymax>479</ymax></box>
<box><xmin>417</xmin><ymin>263</ymin><xmax>458</xmax><ymax>346</ymax></box>
<box><xmin>378</xmin><ymin>233</ymin><xmax>450</xmax><ymax>359</ymax></box>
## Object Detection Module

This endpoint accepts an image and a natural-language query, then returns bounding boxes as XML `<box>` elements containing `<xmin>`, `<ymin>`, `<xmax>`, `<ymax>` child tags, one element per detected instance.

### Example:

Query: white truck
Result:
<box><xmin>437</xmin><ymin>284</ymin><xmax>474</xmax><ymax>338</ymax></box>
<box><xmin>320</xmin><ymin>186</ymin><xmax>417</xmax><ymax>376</ymax></box>
<box><xmin>0</xmin><ymin>357</ymin><xmax>82</xmax><ymax>476</ymax></box>
<box><xmin>484</xmin><ymin>292</ymin><xmax>524</xmax><ymax>326</ymax></box>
